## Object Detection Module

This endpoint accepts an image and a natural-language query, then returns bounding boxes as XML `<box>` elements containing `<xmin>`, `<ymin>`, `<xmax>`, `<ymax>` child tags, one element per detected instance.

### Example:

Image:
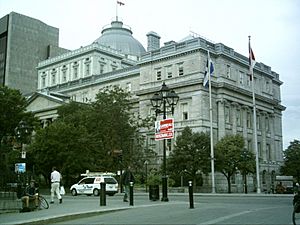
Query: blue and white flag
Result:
<box><xmin>203</xmin><ymin>51</ymin><xmax>214</xmax><ymax>87</ymax></box>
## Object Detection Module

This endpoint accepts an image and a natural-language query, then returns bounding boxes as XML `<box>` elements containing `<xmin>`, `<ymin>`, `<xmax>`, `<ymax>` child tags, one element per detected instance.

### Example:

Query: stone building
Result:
<box><xmin>0</xmin><ymin>12</ymin><xmax>68</xmax><ymax>95</ymax></box>
<box><xmin>22</xmin><ymin>15</ymin><xmax>285</xmax><ymax>192</ymax></box>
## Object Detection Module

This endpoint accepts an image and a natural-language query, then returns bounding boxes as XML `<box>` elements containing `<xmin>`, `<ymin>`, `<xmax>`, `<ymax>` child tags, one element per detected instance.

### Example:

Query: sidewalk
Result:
<box><xmin>0</xmin><ymin>193</ymin><xmax>163</xmax><ymax>225</ymax></box>
<box><xmin>0</xmin><ymin>192</ymin><xmax>293</xmax><ymax>225</ymax></box>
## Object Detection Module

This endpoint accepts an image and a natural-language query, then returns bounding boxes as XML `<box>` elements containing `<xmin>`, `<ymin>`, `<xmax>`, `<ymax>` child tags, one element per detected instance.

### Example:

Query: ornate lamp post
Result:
<box><xmin>150</xmin><ymin>82</ymin><xmax>179</xmax><ymax>202</ymax></box>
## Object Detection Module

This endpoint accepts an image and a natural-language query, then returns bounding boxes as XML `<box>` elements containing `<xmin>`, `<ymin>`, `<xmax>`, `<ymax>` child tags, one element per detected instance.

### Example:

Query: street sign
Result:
<box><xmin>15</xmin><ymin>163</ymin><xmax>26</xmax><ymax>173</ymax></box>
<box><xmin>155</xmin><ymin>118</ymin><xmax>174</xmax><ymax>141</ymax></box>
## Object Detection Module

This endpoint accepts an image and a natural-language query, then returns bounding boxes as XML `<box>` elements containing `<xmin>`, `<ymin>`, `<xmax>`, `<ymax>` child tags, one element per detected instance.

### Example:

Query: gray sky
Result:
<box><xmin>1</xmin><ymin>0</ymin><xmax>299</xmax><ymax>149</ymax></box>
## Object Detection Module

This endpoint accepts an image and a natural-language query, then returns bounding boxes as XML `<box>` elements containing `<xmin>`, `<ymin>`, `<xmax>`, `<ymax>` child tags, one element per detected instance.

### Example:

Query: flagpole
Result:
<box><xmin>208</xmin><ymin>50</ymin><xmax>216</xmax><ymax>193</ymax></box>
<box><xmin>249</xmin><ymin>36</ymin><xmax>261</xmax><ymax>194</ymax></box>
<box><xmin>116</xmin><ymin>2</ymin><xmax>118</xmax><ymax>21</ymax></box>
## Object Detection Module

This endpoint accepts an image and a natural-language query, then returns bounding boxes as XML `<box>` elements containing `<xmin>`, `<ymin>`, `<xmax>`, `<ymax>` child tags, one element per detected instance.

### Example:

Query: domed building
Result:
<box><xmin>29</xmin><ymin>15</ymin><xmax>285</xmax><ymax>194</ymax></box>
<box><xmin>95</xmin><ymin>20</ymin><xmax>146</xmax><ymax>61</ymax></box>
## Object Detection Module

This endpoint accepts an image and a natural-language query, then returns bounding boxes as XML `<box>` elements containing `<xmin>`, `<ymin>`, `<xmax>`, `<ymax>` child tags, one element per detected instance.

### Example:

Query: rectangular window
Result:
<box><xmin>257</xmin><ymin>114</ymin><xmax>260</xmax><ymax>130</ymax></box>
<box><xmin>265</xmin><ymin>116</ymin><xmax>269</xmax><ymax>132</ymax></box>
<box><xmin>100</xmin><ymin>64</ymin><xmax>104</xmax><ymax>74</ymax></box>
<box><xmin>239</xmin><ymin>71</ymin><xmax>244</xmax><ymax>85</ymax></box>
<box><xmin>258</xmin><ymin>142</ymin><xmax>262</xmax><ymax>159</ymax></box>
<box><xmin>247</xmin><ymin>74</ymin><xmax>251</xmax><ymax>86</ymax></box>
<box><xmin>178</xmin><ymin>64</ymin><xmax>184</xmax><ymax>76</ymax></box>
<box><xmin>226</xmin><ymin>64</ymin><xmax>231</xmax><ymax>78</ymax></box>
<box><xmin>51</xmin><ymin>74</ymin><xmax>56</xmax><ymax>85</ymax></box>
<box><xmin>62</xmin><ymin>71</ymin><xmax>67</xmax><ymax>82</ymax></box>
<box><xmin>156</xmin><ymin>70</ymin><xmax>162</xmax><ymax>81</ymax></box>
<box><xmin>225</xmin><ymin>106</ymin><xmax>230</xmax><ymax>123</ymax></box>
<box><xmin>42</xmin><ymin>76</ymin><xmax>46</xmax><ymax>87</ymax></box>
<box><xmin>73</xmin><ymin>67</ymin><xmax>78</xmax><ymax>79</ymax></box>
<box><xmin>85</xmin><ymin>64</ymin><xmax>90</xmax><ymax>76</ymax></box>
<box><xmin>182</xmin><ymin>103</ymin><xmax>188</xmax><ymax>120</ymax></box>
<box><xmin>247</xmin><ymin>111</ymin><xmax>252</xmax><ymax>128</ymax></box>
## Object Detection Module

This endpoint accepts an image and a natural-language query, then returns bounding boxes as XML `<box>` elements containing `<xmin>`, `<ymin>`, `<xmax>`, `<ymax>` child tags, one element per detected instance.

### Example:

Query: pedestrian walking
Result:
<box><xmin>122</xmin><ymin>166</ymin><xmax>135</xmax><ymax>202</ymax></box>
<box><xmin>50</xmin><ymin>167</ymin><xmax>62</xmax><ymax>204</ymax></box>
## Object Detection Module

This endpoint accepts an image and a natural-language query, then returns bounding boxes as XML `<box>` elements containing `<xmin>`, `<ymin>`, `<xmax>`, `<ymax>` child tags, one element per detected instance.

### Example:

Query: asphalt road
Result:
<box><xmin>51</xmin><ymin>195</ymin><xmax>294</xmax><ymax>225</ymax></box>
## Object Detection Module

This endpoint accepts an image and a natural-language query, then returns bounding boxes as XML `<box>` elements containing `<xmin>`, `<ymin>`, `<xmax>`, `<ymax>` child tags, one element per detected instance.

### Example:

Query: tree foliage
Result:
<box><xmin>215</xmin><ymin>134</ymin><xmax>247</xmax><ymax>193</ymax></box>
<box><xmin>280</xmin><ymin>139</ymin><xmax>300</xmax><ymax>183</ymax></box>
<box><xmin>29</xmin><ymin>86</ymin><xmax>150</xmax><ymax>186</ymax></box>
<box><xmin>167</xmin><ymin>127</ymin><xmax>210</xmax><ymax>187</ymax></box>
<box><xmin>0</xmin><ymin>86</ymin><xmax>37</xmax><ymax>185</ymax></box>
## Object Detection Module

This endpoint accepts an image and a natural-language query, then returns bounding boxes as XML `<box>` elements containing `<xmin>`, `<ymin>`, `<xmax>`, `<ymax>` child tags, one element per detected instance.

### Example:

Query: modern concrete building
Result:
<box><xmin>0</xmin><ymin>12</ymin><xmax>67</xmax><ymax>95</ymax></box>
<box><xmin>17</xmin><ymin>13</ymin><xmax>285</xmax><ymax>192</ymax></box>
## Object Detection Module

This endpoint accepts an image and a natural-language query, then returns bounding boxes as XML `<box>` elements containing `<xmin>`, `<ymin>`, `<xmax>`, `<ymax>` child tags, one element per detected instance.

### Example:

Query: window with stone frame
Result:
<box><xmin>226</xmin><ymin>64</ymin><xmax>231</xmax><ymax>78</ymax></box>
<box><xmin>225</xmin><ymin>106</ymin><xmax>230</xmax><ymax>123</ymax></box>
<box><xmin>100</xmin><ymin>63</ymin><xmax>104</xmax><ymax>74</ymax></box>
<box><xmin>256</xmin><ymin>114</ymin><xmax>261</xmax><ymax>130</ymax></box>
<box><xmin>51</xmin><ymin>69</ymin><xmax>56</xmax><ymax>85</ymax></box>
<box><xmin>239</xmin><ymin>71</ymin><xmax>244</xmax><ymax>85</ymax></box>
<box><xmin>85</xmin><ymin>63</ymin><xmax>90</xmax><ymax>76</ymax></box>
<box><xmin>181</xmin><ymin>103</ymin><xmax>188</xmax><ymax>120</ymax></box>
<box><xmin>166</xmin><ymin>66</ymin><xmax>172</xmax><ymax>78</ymax></box>
<box><xmin>41</xmin><ymin>74</ymin><xmax>46</xmax><ymax>87</ymax></box>
<box><xmin>73</xmin><ymin>62</ymin><xmax>78</xmax><ymax>79</ymax></box>
<box><xmin>247</xmin><ymin>111</ymin><xmax>252</xmax><ymax>128</ymax></box>
<box><xmin>178</xmin><ymin>63</ymin><xmax>184</xmax><ymax>76</ymax></box>
<box><xmin>265</xmin><ymin>116</ymin><xmax>270</xmax><ymax>132</ymax></box>
<box><xmin>156</xmin><ymin>69</ymin><xmax>162</xmax><ymax>81</ymax></box>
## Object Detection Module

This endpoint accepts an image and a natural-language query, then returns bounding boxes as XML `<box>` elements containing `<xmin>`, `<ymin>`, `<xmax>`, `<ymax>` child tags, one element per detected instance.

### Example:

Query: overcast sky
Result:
<box><xmin>1</xmin><ymin>0</ymin><xmax>299</xmax><ymax>149</ymax></box>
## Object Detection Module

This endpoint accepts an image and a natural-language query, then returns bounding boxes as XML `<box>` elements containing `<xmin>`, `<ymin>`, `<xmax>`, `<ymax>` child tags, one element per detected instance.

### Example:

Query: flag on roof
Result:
<box><xmin>249</xmin><ymin>40</ymin><xmax>256</xmax><ymax>72</ymax></box>
<box><xmin>203</xmin><ymin>51</ymin><xmax>214</xmax><ymax>87</ymax></box>
<box><xmin>117</xmin><ymin>1</ymin><xmax>124</xmax><ymax>5</ymax></box>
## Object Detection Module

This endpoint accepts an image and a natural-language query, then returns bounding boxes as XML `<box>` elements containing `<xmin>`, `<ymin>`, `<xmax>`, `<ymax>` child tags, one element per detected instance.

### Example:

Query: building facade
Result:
<box><xmin>0</xmin><ymin>12</ymin><xmax>67</xmax><ymax>95</ymax></box>
<box><xmin>19</xmin><ymin>14</ymin><xmax>285</xmax><ymax>192</ymax></box>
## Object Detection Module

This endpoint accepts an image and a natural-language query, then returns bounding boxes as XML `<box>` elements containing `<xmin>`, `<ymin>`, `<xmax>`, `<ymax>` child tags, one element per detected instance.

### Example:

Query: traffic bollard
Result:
<box><xmin>188</xmin><ymin>181</ymin><xmax>194</xmax><ymax>209</ymax></box>
<box><xmin>129</xmin><ymin>181</ymin><xmax>134</xmax><ymax>206</ymax></box>
<box><xmin>100</xmin><ymin>182</ymin><xmax>106</xmax><ymax>206</ymax></box>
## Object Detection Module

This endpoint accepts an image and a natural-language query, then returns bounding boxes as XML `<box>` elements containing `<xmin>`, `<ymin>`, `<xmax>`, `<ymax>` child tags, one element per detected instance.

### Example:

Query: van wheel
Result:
<box><xmin>71</xmin><ymin>189</ymin><xmax>77</xmax><ymax>196</ymax></box>
<box><xmin>93</xmin><ymin>189</ymin><xmax>99</xmax><ymax>196</ymax></box>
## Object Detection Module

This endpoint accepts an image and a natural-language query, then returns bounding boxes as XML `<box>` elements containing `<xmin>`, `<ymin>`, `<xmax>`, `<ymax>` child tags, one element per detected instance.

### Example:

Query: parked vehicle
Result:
<box><xmin>70</xmin><ymin>172</ymin><xmax>118</xmax><ymax>196</ymax></box>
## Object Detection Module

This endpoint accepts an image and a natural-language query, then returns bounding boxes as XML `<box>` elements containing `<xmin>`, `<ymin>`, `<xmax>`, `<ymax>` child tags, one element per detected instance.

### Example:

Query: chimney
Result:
<box><xmin>146</xmin><ymin>31</ymin><xmax>160</xmax><ymax>51</ymax></box>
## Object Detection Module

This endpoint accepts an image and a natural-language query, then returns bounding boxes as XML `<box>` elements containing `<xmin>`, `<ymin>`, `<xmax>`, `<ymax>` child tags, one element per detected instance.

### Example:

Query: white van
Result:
<box><xmin>70</xmin><ymin>172</ymin><xmax>118</xmax><ymax>196</ymax></box>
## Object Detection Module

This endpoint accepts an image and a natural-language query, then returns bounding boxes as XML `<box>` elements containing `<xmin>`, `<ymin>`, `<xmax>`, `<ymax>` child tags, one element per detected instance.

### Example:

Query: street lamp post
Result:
<box><xmin>150</xmin><ymin>82</ymin><xmax>179</xmax><ymax>202</ymax></box>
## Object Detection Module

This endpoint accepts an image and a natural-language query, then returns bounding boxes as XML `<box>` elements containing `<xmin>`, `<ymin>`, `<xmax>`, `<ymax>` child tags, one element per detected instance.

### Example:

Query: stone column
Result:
<box><xmin>217</xmin><ymin>99</ymin><xmax>226</xmax><ymax>138</ymax></box>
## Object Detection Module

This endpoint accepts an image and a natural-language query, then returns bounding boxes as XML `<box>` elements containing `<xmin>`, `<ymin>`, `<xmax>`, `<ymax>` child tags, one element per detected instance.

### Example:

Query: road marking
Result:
<box><xmin>201</xmin><ymin>206</ymin><xmax>289</xmax><ymax>225</ymax></box>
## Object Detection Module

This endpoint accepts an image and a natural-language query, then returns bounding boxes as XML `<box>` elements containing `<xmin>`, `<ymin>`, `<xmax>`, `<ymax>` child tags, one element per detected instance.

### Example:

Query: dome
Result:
<box><xmin>95</xmin><ymin>20</ymin><xmax>146</xmax><ymax>59</ymax></box>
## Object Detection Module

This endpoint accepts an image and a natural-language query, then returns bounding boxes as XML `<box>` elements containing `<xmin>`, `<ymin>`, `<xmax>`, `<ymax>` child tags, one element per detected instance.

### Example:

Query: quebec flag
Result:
<box><xmin>203</xmin><ymin>51</ymin><xmax>214</xmax><ymax>87</ymax></box>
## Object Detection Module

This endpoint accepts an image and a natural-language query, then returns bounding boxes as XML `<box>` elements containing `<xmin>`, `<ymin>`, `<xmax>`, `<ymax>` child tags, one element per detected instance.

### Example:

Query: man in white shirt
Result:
<box><xmin>50</xmin><ymin>167</ymin><xmax>62</xmax><ymax>204</ymax></box>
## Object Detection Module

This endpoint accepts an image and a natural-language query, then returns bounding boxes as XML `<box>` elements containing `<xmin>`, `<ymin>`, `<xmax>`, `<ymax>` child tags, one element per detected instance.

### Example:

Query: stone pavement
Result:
<box><xmin>0</xmin><ymin>192</ymin><xmax>293</xmax><ymax>225</ymax></box>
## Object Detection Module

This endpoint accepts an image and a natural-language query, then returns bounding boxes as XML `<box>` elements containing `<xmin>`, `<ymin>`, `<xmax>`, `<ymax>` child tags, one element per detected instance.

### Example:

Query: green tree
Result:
<box><xmin>28</xmin><ymin>85</ymin><xmax>151</xmax><ymax>185</ymax></box>
<box><xmin>280</xmin><ymin>139</ymin><xmax>300</xmax><ymax>183</ymax></box>
<box><xmin>28</xmin><ymin>121</ymin><xmax>92</xmax><ymax>186</ymax></box>
<box><xmin>0</xmin><ymin>86</ymin><xmax>37</xmax><ymax>186</ymax></box>
<box><xmin>87</xmin><ymin>85</ymin><xmax>146</xmax><ymax>170</ymax></box>
<box><xmin>238</xmin><ymin>149</ymin><xmax>256</xmax><ymax>193</ymax></box>
<box><xmin>215</xmin><ymin>134</ymin><xmax>245</xmax><ymax>193</ymax></box>
<box><xmin>167</xmin><ymin>127</ymin><xmax>210</xmax><ymax>187</ymax></box>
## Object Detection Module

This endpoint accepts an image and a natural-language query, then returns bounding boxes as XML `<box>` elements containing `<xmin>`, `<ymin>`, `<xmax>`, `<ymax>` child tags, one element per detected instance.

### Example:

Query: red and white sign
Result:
<box><xmin>155</xmin><ymin>118</ymin><xmax>174</xmax><ymax>141</ymax></box>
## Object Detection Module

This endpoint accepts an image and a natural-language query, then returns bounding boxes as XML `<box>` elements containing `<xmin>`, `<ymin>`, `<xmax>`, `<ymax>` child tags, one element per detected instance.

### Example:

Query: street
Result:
<box><xmin>50</xmin><ymin>194</ymin><xmax>294</xmax><ymax>225</ymax></box>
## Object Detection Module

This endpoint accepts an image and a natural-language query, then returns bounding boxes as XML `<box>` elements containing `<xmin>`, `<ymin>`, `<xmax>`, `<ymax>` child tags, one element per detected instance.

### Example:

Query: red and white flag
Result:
<box><xmin>249</xmin><ymin>40</ymin><xmax>256</xmax><ymax>72</ymax></box>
